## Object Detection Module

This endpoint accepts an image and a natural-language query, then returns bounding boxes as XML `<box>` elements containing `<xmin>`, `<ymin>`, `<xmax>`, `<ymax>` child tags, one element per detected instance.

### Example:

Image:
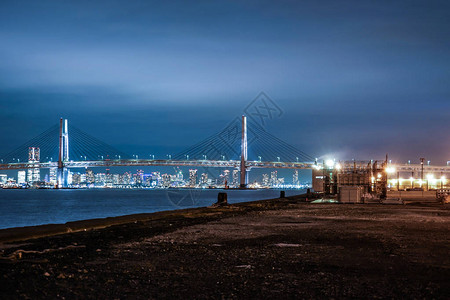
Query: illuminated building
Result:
<box><xmin>232</xmin><ymin>170</ymin><xmax>239</xmax><ymax>187</ymax></box>
<box><xmin>293</xmin><ymin>170</ymin><xmax>299</xmax><ymax>186</ymax></box>
<box><xmin>162</xmin><ymin>174</ymin><xmax>171</xmax><ymax>187</ymax></box>
<box><xmin>262</xmin><ymin>174</ymin><xmax>269</xmax><ymax>187</ymax></box>
<box><xmin>95</xmin><ymin>173</ymin><xmax>106</xmax><ymax>186</ymax></box>
<box><xmin>27</xmin><ymin>147</ymin><xmax>40</xmax><ymax>183</ymax></box>
<box><xmin>0</xmin><ymin>174</ymin><xmax>7</xmax><ymax>185</ymax></box>
<box><xmin>151</xmin><ymin>172</ymin><xmax>161</xmax><ymax>186</ymax></box>
<box><xmin>136</xmin><ymin>170</ymin><xmax>144</xmax><ymax>186</ymax></box>
<box><xmin>123</xmin><ymin>172</ymin><xmax>132</xmax><ymax>185</ymax></box>
<box><xmin>113</xmin><ymin>174</ymin><xmax>120</xmax><ymax>185</ymax></box>
<box><xmin>200</xmin><ymin>173</ymin><xmax>208</xmax><ymax>185</ymax></box>
<box><xmin>177</xmin><ymin>170</ymin><xmax>183</xmax><ymax>181</ymax></box>
<box><xmin>18</xmin><ymin>171</ymin><xmax>26</xmax><ymax>184</ymax></box>
<box><xmin>270</xmin><ymin>171</ymin><xmax>278</xmax><ymax>187</ymax></box>
<box><xmin>189</xmin><ymin>169</ymin><xmax>197</xmax><ymax>187</ymax></box>
<box><xmin>222</xmin><ymin>170</ymin><xmax>230</xmax><ymax>186</ymax></box>
<box><xmin>86</xmin><ymin>169</ymin><xmax>95</xmax><ymax>184</ymax></box>
<box><xmin>49</xmin><ymin>168</ymin><xmax>57</xmax><ymax>185</ymax></box>
<box><xmin>72</xmin><ymin>173</ymin><xmax>81</xmax><ymax>186</ymax></box>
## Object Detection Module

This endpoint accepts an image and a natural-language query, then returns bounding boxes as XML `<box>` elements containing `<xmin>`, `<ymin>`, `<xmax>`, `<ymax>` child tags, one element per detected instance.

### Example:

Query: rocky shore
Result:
<box><xmin>1</xmin><ymin>194</ymin><xmax>449</xmax><ymax>299</ymax></box>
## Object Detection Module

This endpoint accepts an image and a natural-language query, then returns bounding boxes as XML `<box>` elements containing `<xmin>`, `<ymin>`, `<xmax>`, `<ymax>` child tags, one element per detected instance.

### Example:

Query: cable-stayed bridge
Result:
<box><xmin>0</xmin><ymin>116</ymin><xmax>316</xmax><ymax>188</ymax></box>
<box><xmin>0</xmin><ymin>116</ymin><xmax>449</xmax><ymax>188</ymax></box>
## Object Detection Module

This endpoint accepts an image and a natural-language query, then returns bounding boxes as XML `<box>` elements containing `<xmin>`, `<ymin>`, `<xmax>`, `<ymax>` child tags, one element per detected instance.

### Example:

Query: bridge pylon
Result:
<box><xmin>240</xmin><ymin>115</ymin><xmax>248</xmax><ymax>188</ymax></box>
<box><xmin>57</xmin><ymin>118</ymin><xmax>69</xmax><ymax>188</ymax></box>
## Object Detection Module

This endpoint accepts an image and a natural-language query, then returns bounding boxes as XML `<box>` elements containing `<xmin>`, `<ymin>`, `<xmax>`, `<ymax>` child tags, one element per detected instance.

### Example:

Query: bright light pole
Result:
<box><xmin>420</xmin><ymin>158</ymin><xmax>425</xmax><ymax>189</ymax></box>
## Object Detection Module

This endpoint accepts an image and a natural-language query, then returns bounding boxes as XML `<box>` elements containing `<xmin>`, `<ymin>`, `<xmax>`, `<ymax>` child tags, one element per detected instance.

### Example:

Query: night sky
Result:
<box><xmin>1</xmin><ymin>0</ymin><xmax>449</xmax><ymax>164</ymax></box>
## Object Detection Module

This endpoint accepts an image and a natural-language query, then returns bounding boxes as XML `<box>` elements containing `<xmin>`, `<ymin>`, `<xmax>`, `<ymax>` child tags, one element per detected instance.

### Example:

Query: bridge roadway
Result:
<box><xmin>0</xmin><ymin>159</ymin><xmax>449</xmax><ymax>173</ymax></box>
<box><xmin>0</xmin><ymin>159</ymin><xmax>314</xmax><ymax>170</ymax></box>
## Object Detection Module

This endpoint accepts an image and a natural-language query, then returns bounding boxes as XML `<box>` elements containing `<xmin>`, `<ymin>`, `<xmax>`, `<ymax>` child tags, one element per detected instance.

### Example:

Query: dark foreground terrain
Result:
<box><xmin>1</xmin><ymin>196</ymin><xmax>449</xmax><ymax>299</ymax></box>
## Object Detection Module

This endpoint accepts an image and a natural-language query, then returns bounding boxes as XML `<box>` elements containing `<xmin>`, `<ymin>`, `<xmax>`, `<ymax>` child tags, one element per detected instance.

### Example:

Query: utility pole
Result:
<box><xmin>420</xmin><ymin>157</ymin><xmax>425</xmax><ymax>190</ymax></box>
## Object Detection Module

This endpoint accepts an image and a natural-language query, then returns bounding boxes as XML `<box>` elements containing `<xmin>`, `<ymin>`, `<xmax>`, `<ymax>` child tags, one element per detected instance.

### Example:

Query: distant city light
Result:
<box><xmin>385</xmin><ymin>167</ymin><xmax>396</xmax><ymax>174</ymax></box>
<box><xmin>325</xmin><ymin>159</ymin><xmax>334</xmax><ymax>168</ymax></box>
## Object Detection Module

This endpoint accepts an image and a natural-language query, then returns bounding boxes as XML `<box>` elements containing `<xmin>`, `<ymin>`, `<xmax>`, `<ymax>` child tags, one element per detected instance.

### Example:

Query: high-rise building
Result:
<box><xmin>72</xmin><ymin>173</ymin><xmax>82</xmax><ymax>186</ymax></box>
<box><xmin>112</xmin><ymin>174</ymin><xmax>120</xmax><ymax>185</ymax></box>
<box><xmin>18</xmin><ymin>171</ymin><xmax>26</xmax><ymax>184</ymax></box>
<box><xmin>27</xmin><ymin>147</ymin><xmax>40</xmax><ymax>184</ymax></box>
<box><xmin>86</xmin><ymin>169</ymin><xmax>95</xmax><ymax>185</ymax></box>
<box><xmin>262</xmin><ymin>173</ymin><xmax>269</xmax><ymax>187</ymax></box>
<box><xmin>270</xmin><ymin>171</ymin><xmax>278</xmax><ymax>187</ymax></box>
<box><xmin>189</xmin><ymin>169</ymin><xmax>197</xmax><ymax>187</ymax></box>
<box><xmin>49</xmin><ymin>168</ymin><xmax>57</xmax><ymax>186</ymax></box>
<box><xmin>200</xmin><ymin>173</ymin><xmax>208</xmax><ymax>185</ymax></box>
<box><xmin>232</xmin><ymin>170</ymin><xmax>239</xmax><ymax>187</ymax></box>
<box><xmin>28</xmin><ymin>147</ymin><xmax>40</xmax><ymax>162</ymax></box>
<box><xmin>95</xmin><ymin>173</ymin><xmax>106</xmax><ymax>186</ymax></box>
<box><xmin>136</xmin><ymin>170</ymin><xmax>144</xmax><ymax>186</ymax></box>
<box><xmin>0</xmin><ymin>174</ymin><xmax>7</xmax><ymax>185</ymax></box>
<box><xmin>177</xmin><ymin>170</ymin><xmax>183</xmax><ymax>181</ymax></box>
<box><xmin>151</xmin><ymin>172</ymin><xmax>161</xmax><ymax>187</ymax></box>
<box><xmin>162</xmin><ymin>174</ymin><xmax>171</xmax><ymax>187</ymax></box>
<box><xmin>222</xmin><ymin>170</ymin><xmax>230</xmax><ymax>187</ymax></box>
<box><xmin>293</xmin><ymin>170</ymin><xmax>299</xmax><ymax>186</ymax></box>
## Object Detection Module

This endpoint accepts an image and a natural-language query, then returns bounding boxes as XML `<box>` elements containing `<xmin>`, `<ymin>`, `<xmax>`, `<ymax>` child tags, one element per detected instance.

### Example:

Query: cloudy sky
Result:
<box><xmin>1</xmin><ymin>0</ymin><xmax>449</xmax><ymax>164</ymax></box>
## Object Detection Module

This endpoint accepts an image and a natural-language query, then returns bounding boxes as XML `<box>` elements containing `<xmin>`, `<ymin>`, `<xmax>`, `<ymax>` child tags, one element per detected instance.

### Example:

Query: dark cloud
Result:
<box><xmin>0</xmin><ymin>0</ymin><xmax>449</xmax><ymax>163</ymax></box>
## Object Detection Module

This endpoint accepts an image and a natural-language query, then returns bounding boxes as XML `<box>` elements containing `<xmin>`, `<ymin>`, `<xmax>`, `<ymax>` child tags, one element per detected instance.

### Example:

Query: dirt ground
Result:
<box><xmin>0</xmin><ymin>196</ymin><xmax>449</xmax><ymax>299</ymax></box>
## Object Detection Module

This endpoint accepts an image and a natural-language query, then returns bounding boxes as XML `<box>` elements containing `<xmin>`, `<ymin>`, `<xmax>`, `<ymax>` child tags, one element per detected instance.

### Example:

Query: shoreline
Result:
<box><xmin>0</xmin><ymin>193</ymin><xmax>309</xmax><ymax>245</ymax></box>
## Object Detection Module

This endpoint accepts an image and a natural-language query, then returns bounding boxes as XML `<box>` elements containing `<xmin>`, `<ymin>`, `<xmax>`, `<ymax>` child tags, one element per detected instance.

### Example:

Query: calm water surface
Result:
<box><xmin>0</xmin><ymin>189</ymin><xmax>305</xmax><ymax>229</ymax></box>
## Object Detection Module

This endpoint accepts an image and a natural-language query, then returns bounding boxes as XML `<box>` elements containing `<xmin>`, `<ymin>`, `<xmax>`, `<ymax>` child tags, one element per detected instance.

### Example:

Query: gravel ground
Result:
<box><xmin>0</xmin><ymin>196</ymin><xmax>449</xmax><ymax>299</ymax></box>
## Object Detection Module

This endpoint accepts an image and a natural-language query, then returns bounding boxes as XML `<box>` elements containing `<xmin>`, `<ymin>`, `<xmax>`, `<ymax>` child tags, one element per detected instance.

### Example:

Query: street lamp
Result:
<box><xmin>258</xmin><ymin>156</ymin><xmax>261</xmax><ymax>162</ymax></box>
<box><xmin>277</xmin><ymin>157</ymin><xmax>280</xmax><ymax>162</ymax></box>
<box><xmin>420</xmin><ymin>158</ymin><xmax>425</xmax><ymax>189</ymax></box>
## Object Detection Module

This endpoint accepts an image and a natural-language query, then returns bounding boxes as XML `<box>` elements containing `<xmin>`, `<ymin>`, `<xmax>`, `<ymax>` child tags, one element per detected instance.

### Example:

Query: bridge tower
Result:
<box><xmin>57</xmin><ymin>118</ymin><xmax>69</xmax><ymax>188</ymax></box>
<box><xmin>240</xmin><ymin>115</ymin><xmax>248</xmax><ymax>188</ymax></box>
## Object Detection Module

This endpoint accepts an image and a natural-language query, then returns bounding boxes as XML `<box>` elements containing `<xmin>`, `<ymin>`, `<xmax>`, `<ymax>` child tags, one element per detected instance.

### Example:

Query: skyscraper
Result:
<box><xmin>270</xmin><ymin>171</ymin><xmax>278</xmax><ymax>187</ymax></box>
<box><xmin>189</xmin><ymin>169</ymin><xmax>197</xmax><ymax>187</ymax></box>
<box><xmin>293</xmin><ymin>170</ymin><xmax>299</xmax><ymax>186</ymax></box>
<box><xmin>18</xmin><ymin>171</ymin><xmax>26</xmax><ymax>184</ymax></box>
<box><xmin>232</xmin><ymin>170</ymin><xmax>239</xmax><ymax>187</ymax></box>
<box><xmin>27</xmin><ymin>147</ymin><xmax>40</xmax><ymax>183</ymax></box>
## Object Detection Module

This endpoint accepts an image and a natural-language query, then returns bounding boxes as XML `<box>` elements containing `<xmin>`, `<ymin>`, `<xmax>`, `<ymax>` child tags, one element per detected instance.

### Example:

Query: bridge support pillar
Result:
<box><xmin>57</xmin><ymin>118</ymin><xmax>69</xmax><ymax>188</ymax></box>
<box><xmin>240</xmin><ymin>115</ymin><xmax>248</xmax><ymax>188</ymax></box>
